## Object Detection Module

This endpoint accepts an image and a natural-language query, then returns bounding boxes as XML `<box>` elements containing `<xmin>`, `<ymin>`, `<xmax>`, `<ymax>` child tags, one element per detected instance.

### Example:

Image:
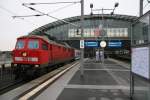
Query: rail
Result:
<box><xmin>18</xmin><ymin>61</ymin><xmax>79</xmax><ymax>100</ymax></box>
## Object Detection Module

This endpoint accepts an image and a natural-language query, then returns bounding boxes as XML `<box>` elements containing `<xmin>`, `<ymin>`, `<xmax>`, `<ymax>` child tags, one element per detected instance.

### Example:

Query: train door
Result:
<box><xmin>41</xmin><ymin>41</ymin><xmax>49</xmax><ymax>64</ymax></box>
<box><xmin>48</xmin><ymin>44</ymin><xmax>53</xmax><ymax>64</ymax></box>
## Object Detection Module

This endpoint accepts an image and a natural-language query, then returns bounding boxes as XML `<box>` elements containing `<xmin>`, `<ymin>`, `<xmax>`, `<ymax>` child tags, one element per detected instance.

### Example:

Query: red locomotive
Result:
<box><xmin>12</xmin><ymin>35</ymin><xmax>75</xmax><ymax>79</ymax></box>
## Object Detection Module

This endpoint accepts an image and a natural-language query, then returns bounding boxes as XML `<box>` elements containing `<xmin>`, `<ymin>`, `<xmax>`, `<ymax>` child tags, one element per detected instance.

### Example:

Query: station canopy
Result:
<box><xmin>29</xmin><ymin>14</ymin><xmax>137</xmax><ymax>40</ymax></box>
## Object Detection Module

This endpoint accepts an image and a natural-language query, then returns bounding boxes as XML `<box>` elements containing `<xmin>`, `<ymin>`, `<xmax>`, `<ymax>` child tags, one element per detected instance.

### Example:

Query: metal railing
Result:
<box><xmin>0</xmin><ymin>53</ymin><xmax>15</xmax><ymax>90</ymax></box>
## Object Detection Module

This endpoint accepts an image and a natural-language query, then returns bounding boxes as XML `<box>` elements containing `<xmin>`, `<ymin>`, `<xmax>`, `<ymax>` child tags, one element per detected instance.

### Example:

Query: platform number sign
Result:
<box><xmin>80</xmin><ymin>40</ymin><xmax>84</xmax><ymax>48</ymax></box>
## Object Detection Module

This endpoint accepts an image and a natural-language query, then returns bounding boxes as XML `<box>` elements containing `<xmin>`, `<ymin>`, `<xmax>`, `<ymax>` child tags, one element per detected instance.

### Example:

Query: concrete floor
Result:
<box><xmin>35</xmin><ymin>58</ymin><xmax>150</xmax><ymax>100</ymax></box>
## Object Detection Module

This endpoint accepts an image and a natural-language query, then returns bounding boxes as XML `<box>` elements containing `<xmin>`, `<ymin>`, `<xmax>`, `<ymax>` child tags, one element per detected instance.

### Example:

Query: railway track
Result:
<box><xmin>17</xmin><ymin>61</ymin><xmax>79</xmax><ymax>100</ymax></box>
<box><xmin>0</xmin><ymin>61</ymin><xmax>78</xmax><ymax>98</ymax></box>
<box><xmin>0</xmin><ymin>66</ymin><xmax>60</xmax><ymax>95</ymax></box>
<box><xmin>0</xmin><ymin>64</ymin><xmax>63</xmax><ymax>94</ymax></box>
<box><xmin>0</xmin><ymin>79</ymin><xmax>25</xmax><ymax>95</ymax></box>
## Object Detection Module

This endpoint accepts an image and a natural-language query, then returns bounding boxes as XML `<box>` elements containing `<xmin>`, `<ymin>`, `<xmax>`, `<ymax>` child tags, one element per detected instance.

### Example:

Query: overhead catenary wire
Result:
<box><xmin>143</xmin><ymin>0</ymin><xmax>150</xmax><ymax>9</ymax></box>
<box><xmin>48</xmin><ymin>2</ymin><xmax>78</xmax><ymax>14</ymax></box>
<box><xmin>0</xmin><ymin>4</ymin><xmax>40</xmax><ymax>27</ymax></box>
<box><xmin>0</xmin><ymin>5</ymin><xmax>24</xmax><ymax>20</ymax></box>
<box><xmin>144</xmin><ymin>2</ymin><xmax>149</xmax><ymax>9</ymax></box>
<box><xmin>22</xmin><ymin>4</ymin><xmax>79</xmax><ymax>28</ymax></box>
<box><xmin>12</xmin><ymin>0</ymin><xmax>41</xmax><ymax>27</ymax></box>
<box><xmin>13</xmin><ymin>2</ymin><xmax>78</xmax><ymax>18</ymax></box>
<box><xmin>12</xmin><ymin>14</ymin><xmax>43</xmax><ymax>18</ymax></box>
<box><xmin>23</xmin><ymin>1</ymin><xmax>81</xmax><ymax>5</ymax></box>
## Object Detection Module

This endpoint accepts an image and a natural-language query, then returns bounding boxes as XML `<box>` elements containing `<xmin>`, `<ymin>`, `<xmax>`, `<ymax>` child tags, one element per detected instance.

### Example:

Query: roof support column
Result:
<box><xmin>80</xmin><ymin>0</ymin><xmax>84</xmax><ymax>76</ymax></box>
<box><xmin>140</xmin><ymin>0</ymin><xmax>143</xmax><ymax>16</ymax></box>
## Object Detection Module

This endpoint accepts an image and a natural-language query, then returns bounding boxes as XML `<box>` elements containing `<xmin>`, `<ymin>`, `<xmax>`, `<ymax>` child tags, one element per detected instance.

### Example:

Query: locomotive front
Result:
<box><xmin>12</xmin><ymin>36</ymin><xmax>40</xmax><ymax>67</ymax></box>
<box><xmin>12</xmin><ymin>35</ymin><xmax>75</xmax><ymax>79</ymax></box>
<box><xmin>12</xmin><ymin>35</ymin><xmax>50</xmax><ymax>79</ymax></box>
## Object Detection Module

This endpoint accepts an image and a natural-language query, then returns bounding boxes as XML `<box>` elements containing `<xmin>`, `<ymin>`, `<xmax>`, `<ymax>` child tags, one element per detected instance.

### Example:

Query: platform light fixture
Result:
<box><xmin>111</xmin><ymin>2</ymin><xmax>119</xmax><ymax>15</ymax></box>
<box><xmin>115</xmin><ymin>2</ymin><xmax>119</xmax><ymax>7</ymax></box>
<box><xmin>90</xmin><ymin>2</ymin><xmax>119</xmax><ymax>15</ymax></box>
<box><xmin>90</xmin><ymin>3</ymin><xmax>93</xmax><ymax>15</ymax></box>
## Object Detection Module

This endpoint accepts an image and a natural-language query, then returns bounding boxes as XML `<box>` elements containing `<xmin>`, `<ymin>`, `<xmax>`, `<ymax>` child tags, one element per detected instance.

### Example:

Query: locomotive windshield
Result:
<box><xmin>28</xmin><ymin>40</ymin><xmax>39</xmax><ymax>49</ymax></box>
<box><xmin>16</xmin><ymin>40</ymin><xmax>25</xmax><ymax>49</ymax></box>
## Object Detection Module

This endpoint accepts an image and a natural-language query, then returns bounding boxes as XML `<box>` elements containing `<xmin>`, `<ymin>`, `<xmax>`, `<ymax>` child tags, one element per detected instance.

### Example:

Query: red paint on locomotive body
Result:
<box><xmin>12</xmin><ymin>35</ymin><xmax>75</xmax><ymax>67</ymax></box>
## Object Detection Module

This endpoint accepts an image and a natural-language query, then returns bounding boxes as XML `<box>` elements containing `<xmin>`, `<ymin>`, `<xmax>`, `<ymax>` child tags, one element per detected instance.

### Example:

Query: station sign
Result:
<box><xmin>80</xmin><ymin>40</ymin><xmax>84</xmax><ymax>48</ymax></box>
<box><xmin>85</xmin><ymin>41</ymin><xmax>98</xmax><ymax>47</ymax></box>
<box><xmin>108</xmin><ymin>41</ymin><xmax>122</xmax><ymax>48</ymax></box>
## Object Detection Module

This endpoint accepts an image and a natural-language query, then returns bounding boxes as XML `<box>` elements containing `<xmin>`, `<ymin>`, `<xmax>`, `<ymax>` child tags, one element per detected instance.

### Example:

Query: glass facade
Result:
<box><xmin>29</xmin><ymin>14</ymin><xmax>134</xmax><ymax>61</ymax></box>
<box><xmin>31</xmin><ymin>15</ymin><xmax>135</xmax><ymax>40</ymax></box>
<box><xmin>131</xmin><ymin>11</ymin><xmax>150</xmax><ymax>100</ymax></box>
<box><xmin>132</xmin><ymin>12</ymin><xmax>150</xmax><ymax>45</ymax></box>
<box><xmin>68</xmin><ymin>28</ymin><xmax>128</xmax><ymax>38</ymax></box>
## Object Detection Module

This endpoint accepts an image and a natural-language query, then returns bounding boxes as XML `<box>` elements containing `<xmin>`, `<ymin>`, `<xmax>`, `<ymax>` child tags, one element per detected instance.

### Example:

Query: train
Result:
<box><xmin>12</xmin><ymin>34</ymin><xmax>80</xmax><ymax>79</ymax></box>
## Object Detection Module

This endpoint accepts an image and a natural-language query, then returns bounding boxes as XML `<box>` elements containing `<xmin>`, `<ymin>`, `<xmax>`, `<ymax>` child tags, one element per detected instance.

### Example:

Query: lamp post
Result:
<box><xmin>100</xmin><ymin>40</ymin><xmax>106</xmax><ymax>66</ymax></box>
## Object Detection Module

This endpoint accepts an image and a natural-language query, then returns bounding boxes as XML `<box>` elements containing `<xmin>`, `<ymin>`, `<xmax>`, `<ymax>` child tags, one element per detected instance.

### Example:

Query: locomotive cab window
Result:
<box><xmin>42</xmin><ymin>43</ymin><xmax>48</xmax><ymax>50</ymax></box>
<box><xmin>16</xmin><ymin>40</ymin><xmax>25</xmax><ymax>49</ymax></box>
<box><xmin>28</xmin><ymin>40</ymin><xmax>39</xmax><ymax>49</ymax></box>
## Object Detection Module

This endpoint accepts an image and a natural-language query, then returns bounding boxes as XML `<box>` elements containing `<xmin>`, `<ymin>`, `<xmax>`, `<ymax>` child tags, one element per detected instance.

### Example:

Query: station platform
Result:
<box><xmin>32</xmin><ymin>58</ymin><xmax>149</xmax><ymax>100</ymax></box>
<box><xmin>1</xmin><ymin>58</ymin><xmax>149</xmax><ymax>100</ymax></box>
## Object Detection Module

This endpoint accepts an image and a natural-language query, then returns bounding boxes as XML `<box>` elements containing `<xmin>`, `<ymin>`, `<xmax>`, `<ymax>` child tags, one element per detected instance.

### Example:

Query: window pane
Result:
<box><xmin>28</xmin><ymin>40</ymin><xmax>39</xmax><ymax>49</ymax></box>
<box><xmin>16</xmin><ymin>40</ymin><xmax>24</xmax><ymax>49</ymax></box>
<box><xmin>42</xmin><ymin>43</ymin><xmax>48</xmax><ymax>50</ymax></box>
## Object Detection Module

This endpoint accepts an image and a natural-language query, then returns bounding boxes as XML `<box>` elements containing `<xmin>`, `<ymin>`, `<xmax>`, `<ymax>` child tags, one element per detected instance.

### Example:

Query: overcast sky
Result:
<box><xmin>0</xmin><ymin>0</ymin><xmax>150</xmax><ymax>51</ymax></box>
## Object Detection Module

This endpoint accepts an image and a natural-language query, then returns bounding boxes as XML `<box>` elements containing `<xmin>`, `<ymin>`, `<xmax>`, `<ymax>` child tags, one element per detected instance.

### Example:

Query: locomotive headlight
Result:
<box><xmin>22</xmin><ymin>52</ymin><xmax>27</xmax><ymax>57</ymax></box>
<box><xmin>35</xmin><ymin>65</ymin><xmax>39</xmax><ymax>67</ymax></box>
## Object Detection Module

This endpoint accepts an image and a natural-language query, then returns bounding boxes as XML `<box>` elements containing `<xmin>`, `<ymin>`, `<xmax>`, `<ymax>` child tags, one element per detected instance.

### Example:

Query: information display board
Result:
<box><xmin>132</xmin><ymin>47</ymin><xmax>150</xmax><ymax>79</ymax></box>
<box><xmin>108</xmin><ymin>41</ymin><xmax>122</xmax><ymax>48</ymax></box>
<box><xmin>85</xmin><ymin>41</ymin><xmax>98</xmax><ymax>47</ymax></box>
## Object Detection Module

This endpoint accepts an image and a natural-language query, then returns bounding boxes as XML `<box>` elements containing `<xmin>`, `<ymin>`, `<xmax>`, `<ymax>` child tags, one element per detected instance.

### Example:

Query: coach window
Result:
<box><xmin>42</xmin><ymin>43</ymin><xmax>48</xmax><ymax>50</ymax></box>
<box><xmin>28</xmin><ymin>40</ymin><xmax>39</xmax><ymax>49</ymax></box>
<box><xmin>16</xmin><ymin>40</ymin><xmax>25</xmax><ymax>49</ymax></box>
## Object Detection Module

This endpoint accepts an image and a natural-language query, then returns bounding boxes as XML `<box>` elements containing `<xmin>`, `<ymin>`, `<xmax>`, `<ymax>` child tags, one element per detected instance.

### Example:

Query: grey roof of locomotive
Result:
<box><xmin>18</xmin><ymin>35</ymin><xmax>73</xmax><ymax>49</ymax></box>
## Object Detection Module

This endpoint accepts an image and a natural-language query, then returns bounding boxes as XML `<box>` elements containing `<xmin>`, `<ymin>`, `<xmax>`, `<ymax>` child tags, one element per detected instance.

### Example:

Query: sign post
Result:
<box><xmin>80</xmin><ymin>0</ymin><xmax>84</xmax><ymax>76</ymax></box>
<box><xmin>100</xmin><ymin>41</ymin><xmax>106</xmax><ymax>67</ymax></box>
<box><xmin>80</xmin><ymin>40</ymin><xmax>84</xmax><ymax>48</ymax></box>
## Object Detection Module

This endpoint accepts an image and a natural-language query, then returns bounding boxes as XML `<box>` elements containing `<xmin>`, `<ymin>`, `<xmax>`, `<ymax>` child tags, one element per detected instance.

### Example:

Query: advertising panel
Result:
<box><xmin>132</xmin><ymin>47</ymin><xmax>150</xmax><ymax>79</ymax></box>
